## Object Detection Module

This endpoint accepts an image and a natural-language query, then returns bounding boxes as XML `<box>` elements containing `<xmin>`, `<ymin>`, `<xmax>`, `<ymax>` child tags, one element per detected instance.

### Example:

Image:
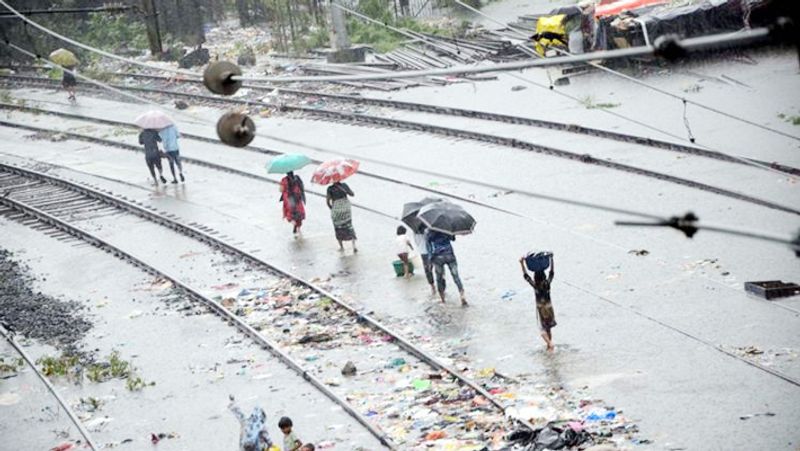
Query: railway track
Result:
<box><xmin>0</xmin><ymin>161</ymin><xmax>535</xmax><ymax>448</ymax></box>
<box><xmin>4</xmin><ymin>73</ymin><xmax>798</xmax><ymax>178</ymax></box>
<box><xmin>1</xmin><ymin>76</ymin><xmax>797</xmax><ymax>217</ymax></box>
<box><xmin>0</xmin><ymin>327</ymin><xmax>98</xmax><ymax>450</ymax></box>
<box><xmin>106</xmin><ymin>70</ymin><xmax>800</xmax><ymax>174</ymax></box>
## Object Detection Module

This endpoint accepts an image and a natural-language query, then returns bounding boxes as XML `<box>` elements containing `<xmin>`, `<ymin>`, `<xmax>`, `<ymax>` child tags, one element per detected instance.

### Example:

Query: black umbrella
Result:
<box><xmin>417</xmin><ymin>201</ymin><xmax>476</xmax><ymax>235</ymax></box>
<box><xmin>401</xmin><ymin>197</ymin><xmax>443</xmax><ymax>233</ymax></box>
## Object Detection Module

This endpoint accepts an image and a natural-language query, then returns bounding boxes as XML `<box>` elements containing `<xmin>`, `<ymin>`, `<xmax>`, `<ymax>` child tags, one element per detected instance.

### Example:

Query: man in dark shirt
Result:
<box><xmin>138</xmin><ymin>129</ymin><xmax>167</xmax><ymax>185</ymax></box>
<box><xmin>426</xmin><ymin>230</ymin><xmax>467</xmax><ymax>306</ymax></box>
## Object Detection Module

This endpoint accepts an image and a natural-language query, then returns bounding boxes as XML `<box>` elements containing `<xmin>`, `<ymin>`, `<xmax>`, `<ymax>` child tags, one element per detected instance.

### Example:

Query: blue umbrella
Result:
<box><xmin>266</xmin><ymin>154</ymin><xmax>312</xmax><ymax>174</ymax></box>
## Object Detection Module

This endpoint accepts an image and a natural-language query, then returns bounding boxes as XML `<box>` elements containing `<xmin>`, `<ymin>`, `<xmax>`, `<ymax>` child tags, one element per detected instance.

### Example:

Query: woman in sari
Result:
<box><xmin>280</xmin><ymin>171</ymin><xmax>306</xmax><ymax>236</ymax></box>
<box><xmin>326</xmin><ymin>181</ymin><xmax>357</xmax><ymax>252</ymax></box>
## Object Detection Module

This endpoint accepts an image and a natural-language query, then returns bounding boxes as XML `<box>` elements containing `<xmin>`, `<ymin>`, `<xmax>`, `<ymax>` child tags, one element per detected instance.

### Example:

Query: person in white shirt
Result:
<box><xmin>396</xmin><ymin>226</ymin><xmax>414</xmax><ymax>278</ymax></box>
<box><xmin>414</xmin><ymin>225</ymin><xmax>436</xmax><ymax>294</ymax></box>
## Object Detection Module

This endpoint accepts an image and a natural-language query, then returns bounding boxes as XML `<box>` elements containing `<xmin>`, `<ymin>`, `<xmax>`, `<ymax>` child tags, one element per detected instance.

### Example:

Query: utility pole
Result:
<box><xmin>329</xmin><ymin>0</ymin><xmax>350</xmax><ymax>51</ymax></box>
<box><xmin>141</xmin><ymin>0</ymin><xmax>163</xmax><ymax>57</ymax></box>
<box><xmin>327</xmin><ymin>0</ymin><xmax>364</xmax><ymax>62</ymax></box>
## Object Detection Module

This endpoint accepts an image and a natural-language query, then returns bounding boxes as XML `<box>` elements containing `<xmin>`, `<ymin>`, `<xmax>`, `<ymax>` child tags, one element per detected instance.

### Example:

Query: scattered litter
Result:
<box><xmin>85</xmin><ymin>416</ymin><xmax>113</xmax><ymax>432</ymax></box>
<box><xmin>127</xmin><ymin>310</ymin><xmax>143</xmax><ymax>319</ymax></box>
<box><xmin>500</xmin><ymin>290</ymin><xmax>516</xmax><ymax>301</ymax></box>
<box><xmin>739</xmin><ymin>412</ymin><xmax>775</xmax><ymax>420</ymax></box>
<box><xmin>425</xmin><ymin>430</ymin><xmax>446</xmax><ymax>440</ymax></box>
<box><xmin>739</xmin><ymin>346</ymin><xmax>763</xmax><ymax>355</ymax></box>
<box><xmin>628</xmin><ymin>249</ymin><xmax>649</xmax><ymax>256</ymax></box>
<box><xmin>341</xmin><ymin>361</ymin><xmax>357</xmax><ymax>376</ymax></box>
<box><xmin>0</xmin><ymin>392</ymin><xmax>21</xmax><ymax>406</ymax></box>
<box><xmin>150</xmin><ymin>432</ymin><xmax>179</xmax><ymax>444</ymax></box>
<box><xmin>50</xmin><ymin>444</ymin><xmax>75</xmax><ymax>451</ymax></box>
<box><xmin>744</xmin><ymin>280</ymin><xmax>800</xmax><ymax>300</ymax></box>
<box><xmin>511</xmin><ymin>85</ymin><xmax>527</xmax><ymax>91</ymax></box>
<box><xmin>411</xmin><ymin>379</ymin><xmax>431</xmax><ymax>391</ymax></box>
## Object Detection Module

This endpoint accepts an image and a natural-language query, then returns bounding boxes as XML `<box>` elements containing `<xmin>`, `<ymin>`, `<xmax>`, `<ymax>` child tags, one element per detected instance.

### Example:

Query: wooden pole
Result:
<box><xmin>140</xmin><ymin>0</ymin><xmax>163</xmax><ymax>56</ymax></box>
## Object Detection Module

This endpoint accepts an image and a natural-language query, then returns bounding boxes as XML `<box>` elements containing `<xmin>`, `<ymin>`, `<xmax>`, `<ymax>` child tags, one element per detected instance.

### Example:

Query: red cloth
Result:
<box><xmin>280</xmin><ymin>175</ymin><xmax>305</xmax><ymax>225</ymax></box>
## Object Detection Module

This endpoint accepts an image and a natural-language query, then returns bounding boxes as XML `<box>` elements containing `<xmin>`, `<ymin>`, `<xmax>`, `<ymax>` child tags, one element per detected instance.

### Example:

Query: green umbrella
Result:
<box><xmin>266</xmin><ymin>154</ymin><xmax>312</xmax><ymax>174</ymax></box>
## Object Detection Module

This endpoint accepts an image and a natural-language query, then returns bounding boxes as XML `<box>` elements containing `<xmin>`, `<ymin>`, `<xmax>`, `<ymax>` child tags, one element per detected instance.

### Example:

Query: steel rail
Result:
<box><xmin>0</xmin><ymin>327</ymin><xmax>99</xmax><ymax>450</ymax></box>
<box><xmin>7</xmin><ymin>72</ymin><xmax>797</xmax><ymax>177</ymax></box>
<box><xmin>0</xmin><ymin>190</ymin><xmax>399</xmax><ymax>447</ymax></box>
<box><xmin>0</xmin><ymin>99</ymin><xmax>532</xmax><ymax>218</ymax></box>
<box><xmin>0</xmin><ymin>118</ymin><xmax>394</xmax><ymax>221</ymax></box>
<box><xmin>0</xmin><ymin>161</ymin><xmax>537</xmax><ymax>437</ymax></box>
<box><xmin>2</xmin><ymin>75</ymin><xmax>795</xmax><ymax>216</ymax></box>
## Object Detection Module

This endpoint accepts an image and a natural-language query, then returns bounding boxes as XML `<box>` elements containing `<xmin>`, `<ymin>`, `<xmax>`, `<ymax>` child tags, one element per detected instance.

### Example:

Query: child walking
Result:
<box><xmin>279</xmin><ymin>417</ymin><xmax>302</xmax><ymax>451</ymax></box>
<box><xmin>395</xmin><ymin>226</ymin><xmax>414</xmax><ymax>278</ymax></box>
<box><xmin>520</xmin><ymin>255</ymin><xmax>556</xmax><ymax>352</ymax></box>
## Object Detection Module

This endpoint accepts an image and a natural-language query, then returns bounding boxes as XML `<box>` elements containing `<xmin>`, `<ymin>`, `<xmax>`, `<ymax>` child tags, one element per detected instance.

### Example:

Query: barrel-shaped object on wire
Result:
<box><xmin>203</xmin><ymin>61</ymin><xmax>243</xmax><ymax>95</ymax></box>
<box><xmin>216</xmin><ymin>112</ymin><xmax>255</xmax><ymax>147</ymax></box>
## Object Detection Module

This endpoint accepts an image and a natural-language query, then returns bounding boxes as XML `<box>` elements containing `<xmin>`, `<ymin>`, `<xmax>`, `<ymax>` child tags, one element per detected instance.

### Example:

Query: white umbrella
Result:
<box><xmin>134</xmin><ymin>111</ymin><xmax>174</xmax><ymax>130</ymax></box>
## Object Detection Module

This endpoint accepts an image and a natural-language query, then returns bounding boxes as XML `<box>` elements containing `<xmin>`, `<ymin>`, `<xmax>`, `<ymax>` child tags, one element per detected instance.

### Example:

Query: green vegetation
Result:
<box><xmin>777</xmin><ymin>113</ymin><xmax>800</xmax><ymax>126</ymax></box>
<box><xmin>0</xmin><ymin>356</ymin><xmax>24</xmax><ymax>376</ymax></box>
<box><xmin>125</xmin><ymin>372</ymin><xmax>155</xmax><ymax>391</ymax></box>
<box><xmin>80</xmin><ymin>13</ymin><xmax>149</xmax><ymax>52</ymax></box>
<box><xmin>37</xmin><ymin>351</ymin><xmax>152</xmax><ymax>391</ymax></box>
<box><xmin>85</xmin><ymin>351</ymin><xmax>130</xmax><ymax>382</ymax></box>
<box><xmin>346</xmin><ymin>0</ymin><xmax>459</xmax><ymax>53</ymax></box>
<box><xmin>0</xmin><ymin>90</ymin><xmax>12</xmax><ymax>104</ymax></box>
<box><xmin>37</xmin><ymin>353</ymin><xmax>81</xmax><ymax>377</ymax></box>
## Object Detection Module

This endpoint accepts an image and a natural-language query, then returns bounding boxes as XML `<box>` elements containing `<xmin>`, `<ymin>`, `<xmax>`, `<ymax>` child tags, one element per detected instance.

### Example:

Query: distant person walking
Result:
<box><xmin>62</xmin><ymin>66</ymin><xmax>77</xmax><ymax>103</ymax></box>
<box><xmin>138</xmin><ymin>129</ymin><xmax>167</xmax><ymax>185</ymax></box>
<box><xmin>158</xmin><ymin>124</ymin><xmax>185</xmax><ymax>183</ymax></box>
<box><xmin>520</xmin><ymin>255</ymin><xmax>556</xmax><ymax>352</ymax></box>
<box><xmin>414</xmin><ymin>225</ymin><xmax>436</xmax><ymax>295</ymax></box>
<box><xmin>426</xmin><ymin>230</ymin><xmax>467</xmax><ymax>306</ymax></box>
<box><xmin>326</xmin><ymin>181</ymin><xmax>357</xmax><ymax>252</ymax></box>
<box><xmin>280</xmin><ymin>171</ymin><xmax>306</xmax><ymax>236</ymax></box>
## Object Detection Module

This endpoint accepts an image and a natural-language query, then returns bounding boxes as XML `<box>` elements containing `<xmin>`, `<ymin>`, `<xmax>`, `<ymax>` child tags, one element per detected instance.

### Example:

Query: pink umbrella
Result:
<box><xmin>311</xmin><ymin>159</ymin><xmax>360</xmax><ymax>185</ymax></box>
<box><xmin>134</xmin><ymin>110</ymin><xmax>174</xmax><ymax>130</ymax></box>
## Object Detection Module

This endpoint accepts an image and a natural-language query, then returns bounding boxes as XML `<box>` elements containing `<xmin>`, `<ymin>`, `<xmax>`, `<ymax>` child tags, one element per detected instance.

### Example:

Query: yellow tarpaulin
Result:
<box><xmin>533</xmin><ymin>14</ymin><xmax>568</xmax><ymax>56</ymax></box>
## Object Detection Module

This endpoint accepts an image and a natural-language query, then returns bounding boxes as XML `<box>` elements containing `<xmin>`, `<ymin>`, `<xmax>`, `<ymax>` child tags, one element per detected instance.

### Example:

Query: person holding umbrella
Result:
<box><xmin>402</xmin><ymin>198</ymin><xmax>443</xmax><ymax>295</ymax></box>
<box><xmin>280</xmin><ymin>171</ymin><xmax>306</xmax><ymax>236</ymax></box>
<box><xmin>135</xmin><ymin>111</ymin><xmax>174</xmax><ymax>185</ymax></box>
<box><xmin>418</xmin><ymin>201</ymin><xmax>475</xmax><ymax>306</ymax></box>
<box><xmin>138</xmin><ymin>128</ymin><xmax>166</xmax><ymax>185</ymax></box>
<box><xmin>313</xmin><ymin>159</ymin><xmax>359</xmax><ymax>253</ymax></box>
<box><xmin>268</xmin><ymin>154</ymin><xmax>311</xmax><ymax>237</ymax></box>
<box><xmin>50</xmin><ymin>49</ymin><xmax>78</xmax><ymax>102</ymax></box>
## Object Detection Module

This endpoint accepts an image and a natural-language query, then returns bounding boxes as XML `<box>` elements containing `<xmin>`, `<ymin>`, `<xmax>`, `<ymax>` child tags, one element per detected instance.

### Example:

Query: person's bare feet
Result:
<box><xmin>439</xmin><ymin>293</ymin><xmax>446</xmax><ymax>303</ymax></box>
<box><xmin>460</xmin><ymin>292</ymin><xmax>468</xmax><ymax>307</ymax></box>
<box><xmin>430</xmin><ymin>285</ymin><xmax>436</xmax><ymax>296</ymax></box>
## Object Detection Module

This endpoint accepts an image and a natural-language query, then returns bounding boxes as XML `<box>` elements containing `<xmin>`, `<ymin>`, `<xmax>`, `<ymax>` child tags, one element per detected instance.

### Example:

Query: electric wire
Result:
<box><xmin>336</xmin><ymin>1</ymin><xmax>794</xmax><ymax>179</ymax></box>
<box><xmin>453</xmin><ymin>0</ymin><xmax>800</xmax><ymax>143</ymax></box>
